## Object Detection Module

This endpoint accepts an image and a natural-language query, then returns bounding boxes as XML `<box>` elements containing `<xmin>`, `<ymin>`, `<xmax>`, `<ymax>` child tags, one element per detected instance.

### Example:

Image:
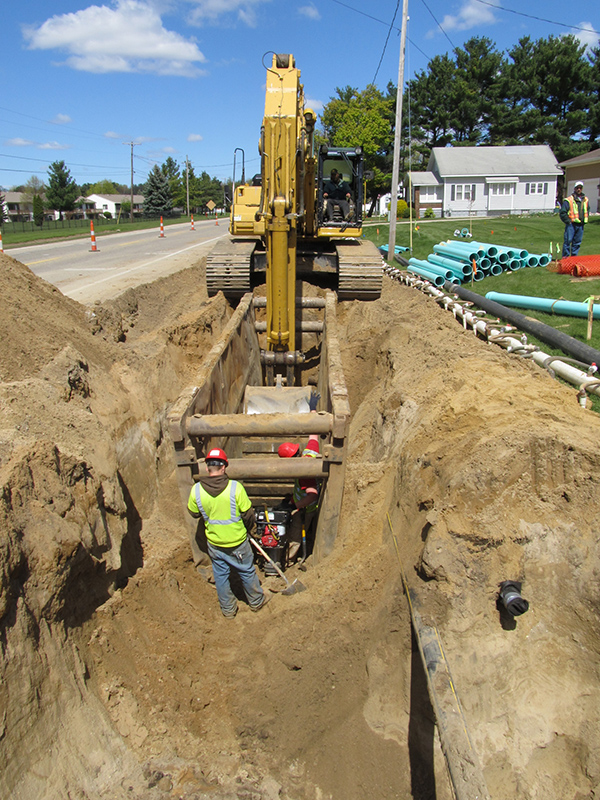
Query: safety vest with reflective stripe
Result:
<box><xmin>567</xmin><ymin>195</ymin><xmax>589</xmax><ymax>224</ymax></box>
<box><xmin>190</xmin><ymin>480</ymin><xmax>249</xmax><ymax>548</ymax></box>
<box><xmin>293</xmin><ymin>441</ymin><xmax>320</xmax><ymax>513</ymax></box>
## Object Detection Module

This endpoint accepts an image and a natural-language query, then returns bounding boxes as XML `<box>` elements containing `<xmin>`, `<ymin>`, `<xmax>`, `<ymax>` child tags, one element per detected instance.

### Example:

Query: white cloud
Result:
<box><xmin>51</xmin><ymin>113</ymin><xmax>72</xmax><ymax>124</ymax></box>
<box><xmin>298</xmin><ymin>4</ymin><xmax>320</xmax><ymax>21</ymax></box>
<box><xmin>574</xmin><ymin>22</ymin><xmax>599</xmax><ymax>50</ymax></box>
<box><xmin>6</xmin><ymin>138</ymin><xmax>35</xmax><ymax>147</ymax></box>
<box><xmin>187</xmin><ymin>133</ymin><xmax>203</xmax><ymax>142</ymax></box>
<box><xmin>305</xmin><ymin>97</ymin><xmax>323</xmax><ymax>112</ymax></box>
<box><xmin>23</xmin><ymin>0</ymin><xmax>207</xmax><ymax>76</ymax></box>
<box><xmin>162</xmin><ymin>146</ymin><xmax>177</xmax><ymax>153</ymax></box>
<box><xmin>437</xmin><ymin>0</ymin><xmax>498</xmax><ymax>33</ymax></box>
<box><xmin>104</xmin><ymin>131</ymin><xmax>121</xmax><ymax>139</ymax></box>
<box><xmin>38</xmin><ymin>141</ymin><xmax>71</xmax><ymax>150</ymax></box>
<box><xmin>188</xmin><ymin>0</ymin><xmax>270</xmax><ymax>27</ymax></box>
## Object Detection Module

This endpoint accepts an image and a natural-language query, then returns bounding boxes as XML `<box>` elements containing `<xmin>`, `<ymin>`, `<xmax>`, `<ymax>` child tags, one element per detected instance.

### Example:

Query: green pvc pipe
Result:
<box><xmin>485</xmin><ymin>292</ymin><xmax>600</xmax><ymax>319</ymax></box>
<box><xmin>407</xmin><ymin>264</ymin><xmax>445</xmax><ymax>286</ymax></box>
<box><xmin>427</xmin><ymin>254</ymin><xmax>472</xmax><ymax>277</ymax></box>
<box><xmin>409</xmin><ymin>258</ymin><xmax>453</xmax><ymax>280</ymax></box>
<box><xmin>434</xmin><ymin>243</ymin><xmax>480</xmax><ymax>262</ymax></box>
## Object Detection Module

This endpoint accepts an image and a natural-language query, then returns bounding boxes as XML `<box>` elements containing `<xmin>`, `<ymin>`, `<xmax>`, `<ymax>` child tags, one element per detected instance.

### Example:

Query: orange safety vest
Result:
<box><xmin>567</xmin><ymin>195</ymin><xmax>589</xmax><ymax>224</ymax></box>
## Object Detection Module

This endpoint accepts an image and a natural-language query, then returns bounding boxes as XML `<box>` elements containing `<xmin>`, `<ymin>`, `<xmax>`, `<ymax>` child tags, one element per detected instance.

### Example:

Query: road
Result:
<box><xmin>9</xmin><ymin>219</ymin><xmax>229</xmax><ymax>305</ymax></box>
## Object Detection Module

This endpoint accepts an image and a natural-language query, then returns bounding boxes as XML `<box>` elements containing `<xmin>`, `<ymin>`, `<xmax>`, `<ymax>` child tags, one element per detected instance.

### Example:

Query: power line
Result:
<box><xmin>472</xmin><ymin>0</ymin><xmax>599</xmax><ymax>35</ymax></box>
<box><xmin>418</xmin><ymin>0</ymin><xmax>455</xmax><ymax>50</ymax></box>
<box><xmin>372</xmin><ymin>0</ymin><xmax>402</xmax><ymax>85</ymax></box>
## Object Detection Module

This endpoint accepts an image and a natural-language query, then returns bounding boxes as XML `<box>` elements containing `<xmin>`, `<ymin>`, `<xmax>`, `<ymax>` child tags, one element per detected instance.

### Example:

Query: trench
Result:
<box><xmin>2</xmin><ymin>258</ymin><xmax>600</xmax><ymax>800</ymax></box>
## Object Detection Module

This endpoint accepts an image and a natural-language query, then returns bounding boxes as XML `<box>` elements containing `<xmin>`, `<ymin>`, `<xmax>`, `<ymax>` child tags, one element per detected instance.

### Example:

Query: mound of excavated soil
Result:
<box><xmin>1</xmin><ymin>251</ymin><xmax>600</xmax><ymax>800</ymax></box>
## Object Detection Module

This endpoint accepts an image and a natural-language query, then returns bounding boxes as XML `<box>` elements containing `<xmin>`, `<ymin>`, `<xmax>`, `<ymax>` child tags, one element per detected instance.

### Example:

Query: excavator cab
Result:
<box><xmin>316</xmin><ymin>145</ymin><xmax>365</xmax><ymax>236</ymax></box>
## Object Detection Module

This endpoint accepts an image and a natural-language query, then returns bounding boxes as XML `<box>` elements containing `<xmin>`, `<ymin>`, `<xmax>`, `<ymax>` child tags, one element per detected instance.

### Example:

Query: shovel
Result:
<box><xmin>249</xmin><ymin>536</ymin><xmax>306</xmax><ymax>595</ymax></box>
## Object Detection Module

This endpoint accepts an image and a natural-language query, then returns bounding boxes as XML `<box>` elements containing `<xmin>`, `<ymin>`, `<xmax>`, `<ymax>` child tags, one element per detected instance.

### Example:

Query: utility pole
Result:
<box><xmin>186</xmin><ymin>156</ymin><xmax>190</xmax><ymax>217</ymax></box>
<box><xmin>123</xmin><ymin>141</ymin><xmax>140</xmax><ymax>223</ymax></box>
<box><xmin>388</xmin><ymin>0</ymin><xmax>409</xmax><ymax>261</ymax></box>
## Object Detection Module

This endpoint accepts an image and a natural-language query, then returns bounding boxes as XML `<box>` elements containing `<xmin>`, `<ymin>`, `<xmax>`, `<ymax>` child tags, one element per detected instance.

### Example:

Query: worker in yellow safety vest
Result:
<box><xmin>560</xmin><ymin>181</ymin><xmax>589</xmax><ymax>258</ymax></box>
<box><xmin>188</xmin><ymin>448</ymin><xmax>269</xmax><ymax>618</ymax></box>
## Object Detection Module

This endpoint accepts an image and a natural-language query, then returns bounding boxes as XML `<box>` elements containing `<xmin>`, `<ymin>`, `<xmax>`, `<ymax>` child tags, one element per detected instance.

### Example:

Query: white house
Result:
<box><xmin>86</xmin><ymin>193</ymin><xmax>144</xmax><ymax>218</ymax></box>
<box><xmin>559</xmin><ymin>149</ymin><xmax>600</xmax><ymax>215</ymax></box>
<box><xmin>407</xmin><ymin>145</ymin><xmax>562</xmax><ymax>218</ymax></box>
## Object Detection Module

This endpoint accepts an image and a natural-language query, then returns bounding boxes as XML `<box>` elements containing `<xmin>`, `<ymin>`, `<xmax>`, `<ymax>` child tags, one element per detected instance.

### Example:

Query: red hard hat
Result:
<box><xmin>205</xmin><ymin>447</ymin><xmax>228</xmax><ymax>466</ymax></box>
<box><xmin>278</xmin><ymin>442</ymin><xmax>300</xmax><ymax>458</ymax></box>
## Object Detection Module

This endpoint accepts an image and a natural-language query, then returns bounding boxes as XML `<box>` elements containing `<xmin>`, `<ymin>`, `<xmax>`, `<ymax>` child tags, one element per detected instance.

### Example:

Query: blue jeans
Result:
<box><xmin>562</xmin><ymin>223</ymin><xmax>584</xmax><ymax>257</ymax></box>
<box><xmin>207</xmin><ymin>538</ymin><xmax>264</xmax><ymax>616</ymax></box>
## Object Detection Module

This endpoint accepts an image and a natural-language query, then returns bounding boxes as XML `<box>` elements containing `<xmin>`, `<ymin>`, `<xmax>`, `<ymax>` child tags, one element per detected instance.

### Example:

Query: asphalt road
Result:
<box><xmin>10</xmin><ymin>219</ymin><xmax>229</xmax><ymax>305</ymax></box>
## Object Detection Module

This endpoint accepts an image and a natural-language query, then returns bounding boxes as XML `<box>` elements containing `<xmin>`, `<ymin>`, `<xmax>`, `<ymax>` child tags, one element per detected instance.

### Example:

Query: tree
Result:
<box><xmin>33</xmin><ymin>194</ymin><xmax>44</xmax><ymax>227</ymax></box>
<box><xmin>0</xmin><ymin>192</ymin><xmax>7</xmax><ymax>224</ymax></box>
<box><xmin>450</xmin><ymin>38</ymin><xmax>504</xmax><ymax>144</ymax></box>
<box><xmin>161</xmin><ymin>157</ymin><xmax>183</xmax><ymax>207</ymax></box>
<box><xmin>586</xmin><ymin>45</ymin><xmax>600</xmax><ymax>146</ymax></box>
<box><xmin>46</xmin><ymin>160</ymin><xmax>79</xmax><ymax>219</ymax></box>
<box><xmin>143</xmin><ymin>165</ymin><xmax>172</xmax><ymax>216</ymax></box>
<box><xmin>407</xmin><ymin>54</ymin><xmax>456</xmax><ymax>165</ymax></box>
<box><xmin>90</xmin><ymin>179</ymin><xmax>119</xmax><ymax>194</ymax></box>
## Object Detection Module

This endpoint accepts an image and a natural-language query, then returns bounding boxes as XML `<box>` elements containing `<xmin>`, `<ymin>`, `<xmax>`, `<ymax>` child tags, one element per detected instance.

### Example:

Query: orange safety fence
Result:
<box><xmin>555</xmin><ymin>254</ymin><xmax>600</xmax><ymax>277</ymax></box>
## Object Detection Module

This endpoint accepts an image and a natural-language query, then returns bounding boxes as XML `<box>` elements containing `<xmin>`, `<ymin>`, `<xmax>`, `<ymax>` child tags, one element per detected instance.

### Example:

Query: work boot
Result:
<box><xmin>250</xmin><ymin>593</ymin><xmax>271</xmax><ymax>612</ymax></box>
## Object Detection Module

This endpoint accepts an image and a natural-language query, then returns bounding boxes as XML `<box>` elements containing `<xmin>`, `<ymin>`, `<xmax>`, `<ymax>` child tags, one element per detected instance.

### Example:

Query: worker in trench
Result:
<box><xmin>277</xmin><ymin>390</ymin><xmax>321</xmax><ymax>563</ymax></box>
<box><xmin>187</xmin><ymin>448</ymin><xmax>270</xmax><ymax>618</ymax></box>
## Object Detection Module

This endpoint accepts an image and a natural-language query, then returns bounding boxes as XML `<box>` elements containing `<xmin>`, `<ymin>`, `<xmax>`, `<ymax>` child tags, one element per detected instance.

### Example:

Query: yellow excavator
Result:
<box><xmin>206</xmin><ymin>53</ymin><xmax>383</xmax><ymax>384</ymax></box>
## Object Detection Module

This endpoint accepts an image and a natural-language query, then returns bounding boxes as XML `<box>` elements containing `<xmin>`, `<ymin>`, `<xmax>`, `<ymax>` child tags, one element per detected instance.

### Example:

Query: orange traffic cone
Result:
<box><xmin>90</xmin><ymin>221</ymin><xmax>98</xmax><ymax>252</ymax></box>
<box><xmin>0</xmin><ymin>230</ymin><xmax>3</xmax><ymax>253</ymax></box>
<box><xmin>158</xmin><ymin>216</ymin><xmax>166</xmax><ymax>238</ymax></box>
<box><xmin>215</xmin><ymin>211</ymin><xmax>218</xmax><ymax>226</ymax></box>
<box><xmin>191</xmin><ymin>214</ymin><xmax>195</xmax><ymax>231</ymax></box>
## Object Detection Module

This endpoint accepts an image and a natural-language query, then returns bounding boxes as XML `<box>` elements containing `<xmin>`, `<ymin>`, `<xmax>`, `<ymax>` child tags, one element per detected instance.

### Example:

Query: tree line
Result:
<box><xmin>1</xmin><ymin>157</ymin><xmax>229</xmax><ymax>223</ymax></box>
<box><xmin>319</xmin><ymin>34</ymin><xmax>600</xmax><ymax>213</ymax></box>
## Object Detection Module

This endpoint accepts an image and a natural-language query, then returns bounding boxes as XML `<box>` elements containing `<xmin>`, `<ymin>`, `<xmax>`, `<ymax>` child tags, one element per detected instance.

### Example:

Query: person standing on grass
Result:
<box><xmin>560</xmin><ymin>181</ymin><xmax>589</xmax><ymax>258</ymax></box>
<box><xmin>187</xmin><ymin>448</ymin><xmax>269</xmax><ymax>618</ymax></box>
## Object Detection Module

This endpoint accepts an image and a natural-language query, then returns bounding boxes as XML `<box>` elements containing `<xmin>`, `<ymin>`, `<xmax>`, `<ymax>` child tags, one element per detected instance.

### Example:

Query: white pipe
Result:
<box><xmin>384</xmin><ymin>267</ymin><xmax>600</xmax><ymax>406</ymax></box>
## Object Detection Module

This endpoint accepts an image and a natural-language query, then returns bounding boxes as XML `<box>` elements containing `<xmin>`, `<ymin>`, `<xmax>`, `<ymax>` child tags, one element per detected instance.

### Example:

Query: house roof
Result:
<box><xmin>559</xmin><ymin>149</ymin><xmax>600</xmax><ymax>167</ymax></box>
<box><xmin>4</xmin><ymin>192</ymin><xmax>30</xmax><ymax>203</ymax></box>
<box><xmin>86</xmin><ymin>193</ymin><xmax>144</xmax><ymax>203</ymax></box>
<box><xmin>428</xmin><ymin>145</ymin><xmax>562</xmax><ymax>178</ymax></box>
<box><xmin>405</xmin><ymin>171</ymin><xmax>439</xmax><ymax>186</ymax></box>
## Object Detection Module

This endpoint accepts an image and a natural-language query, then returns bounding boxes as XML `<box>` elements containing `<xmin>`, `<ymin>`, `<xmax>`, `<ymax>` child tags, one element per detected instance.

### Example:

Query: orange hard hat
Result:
<box><xmin>278</xmin><ymin>442</ymin><xmax>300</xmax><ymax>458</ymax></box>
<box><xmin>205</xmin><ymin>447</ymin><xmax>228</xmax><ymax>466</ymax></box>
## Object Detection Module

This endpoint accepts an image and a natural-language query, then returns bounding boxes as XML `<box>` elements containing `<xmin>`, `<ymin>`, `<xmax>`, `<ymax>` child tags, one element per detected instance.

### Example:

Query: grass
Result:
<box><xmin>1</xmin><ymin>213</ymin><xmax>227</xmax><ymax>247</ymax></box>
<box><xmin>364</xmin><ymin>214</ymin><xmax>600</xmax><ymax>412</ymax></box>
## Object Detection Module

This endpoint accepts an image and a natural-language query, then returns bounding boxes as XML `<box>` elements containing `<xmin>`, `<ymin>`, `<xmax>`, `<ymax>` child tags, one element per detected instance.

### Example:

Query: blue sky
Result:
<box><xmin>2</xmin><ymin>0</ymin><xmax>599</xmax><ymax>190</ymax></box>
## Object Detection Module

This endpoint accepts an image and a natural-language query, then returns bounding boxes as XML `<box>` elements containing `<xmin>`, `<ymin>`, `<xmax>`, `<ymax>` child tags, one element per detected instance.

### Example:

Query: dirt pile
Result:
<box><xmin>1</xmin><ymin>251</ymin><xmax>600</xmax><ymax>800</ymax></box>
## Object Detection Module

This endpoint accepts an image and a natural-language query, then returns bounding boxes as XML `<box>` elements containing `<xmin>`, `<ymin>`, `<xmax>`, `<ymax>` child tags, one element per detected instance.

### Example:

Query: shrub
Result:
<box><xmin>103</xmin><ymin>211</ymin><xmax>112</xmax><ymax>219</ymax></box>
<box><xmin>423</xmin><ymin>207</ymin><xmax>435</xmax><ymax>220</ymax></box>
<box><xmin>396</xmin><ymin>199</ymin><xmax>409</xmax><ymax>218</ymax></box>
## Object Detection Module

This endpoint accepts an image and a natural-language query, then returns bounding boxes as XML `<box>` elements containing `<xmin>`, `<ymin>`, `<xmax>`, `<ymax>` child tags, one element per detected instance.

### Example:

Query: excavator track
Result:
<box><xmin>206</xmin><ymin>238</ymin><xmax>255</xmax><ymax>299</ymax></box>
<box><xmin>336</xmin><ymin>239</ymin><xmax>384</xmax><ymax>301</ymax></box>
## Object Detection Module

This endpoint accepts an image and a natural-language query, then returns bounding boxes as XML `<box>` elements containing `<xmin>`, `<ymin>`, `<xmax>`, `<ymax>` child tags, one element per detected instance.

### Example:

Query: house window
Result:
<box><xmin>451</xmin><ymin>184</ymin><xmax>476</xmax><ymax>202</ymax></box>
<box><xmin>525</xmin><ymin>182</ymin><xmax>548</xmax><ymax>195</ymax></box>
<box><xmin>491</xmin><ymin>183</ymin><xmax>514</xmax><ymax>196</ymax></box>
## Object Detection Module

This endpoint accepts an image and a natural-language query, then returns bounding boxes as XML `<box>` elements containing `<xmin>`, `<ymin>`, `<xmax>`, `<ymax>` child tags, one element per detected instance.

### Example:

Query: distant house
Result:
<box><xmin>406</xmin><ymin>145</ymin><xmax>562</xmax><ymax>218</ymax></box>
<box><xmin>85</xmin><ymin>193</ymin><xmax>144</xmax><ymax>218</ymax></box>
<box><xmin>559</xmin><ymin>150</ymin><xmax>600</xmax><ymax>214</ymax></box>
<box><xmin>2</xmin><ymin>192</ymin><xmax>33</xmax><ymax>222</ymax></box>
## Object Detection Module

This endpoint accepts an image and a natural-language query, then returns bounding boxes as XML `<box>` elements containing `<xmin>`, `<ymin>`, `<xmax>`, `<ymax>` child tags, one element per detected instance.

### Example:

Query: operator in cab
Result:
<box><xmin>188</xmin><ymin>448</ymin><xmax>269</xmax><ymax>618</ymax></box>
<box><xmin>323</xmin><ymin>169</ymin><xmax>352</xmax><ymax>222</ymax></box>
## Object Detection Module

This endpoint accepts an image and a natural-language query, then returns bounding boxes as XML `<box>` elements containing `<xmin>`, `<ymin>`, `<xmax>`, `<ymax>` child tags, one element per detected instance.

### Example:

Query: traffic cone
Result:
<box><xmin>90</xmin><ymin>221</ymin><xmax>98</xmax><ymax>252</ymax></box>
<box><xmin>215</xmin><ymin>211</ymin><xmax>218</xmax><ymax>226</ymax></box>
<box><xmin>191</xmin><ymin>214</ymin><xmax>195</xmax><ymax>231</ymax></box>
<box><xmin>0</xmin><ymin>230</ymin><xmax>3</xmax><ymax>253</ymax></box>
<box><xmin>158</xmin><ymin>216</ymin><xmax>165</xmax><ymax>238</ymax></box>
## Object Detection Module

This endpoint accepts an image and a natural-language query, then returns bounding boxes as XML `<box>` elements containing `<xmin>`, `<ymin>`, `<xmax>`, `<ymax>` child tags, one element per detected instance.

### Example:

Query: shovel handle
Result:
<box><xmin>249</xmin><ymin>536</ymin><xmax>291</xmax><ymax>586</ymax></box>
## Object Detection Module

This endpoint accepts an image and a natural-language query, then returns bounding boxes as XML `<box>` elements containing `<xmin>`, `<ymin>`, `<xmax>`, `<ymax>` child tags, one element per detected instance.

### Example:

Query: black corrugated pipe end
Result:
<box><xmin>445</xmin><ymin>281</ymin><xmax>600</xmax><ymax>367</ymax></box>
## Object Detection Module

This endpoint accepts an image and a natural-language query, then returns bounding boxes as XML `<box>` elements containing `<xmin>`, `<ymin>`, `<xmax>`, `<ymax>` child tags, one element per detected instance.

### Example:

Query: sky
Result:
<box><xmin>2</xmin><ymin>0</ymin><xmax>599</xmax><ymax>191</ymax></box>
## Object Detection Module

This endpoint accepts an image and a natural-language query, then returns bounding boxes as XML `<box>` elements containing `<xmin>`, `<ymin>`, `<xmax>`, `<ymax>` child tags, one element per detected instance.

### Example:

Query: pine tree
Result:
<box><xmin>143</xmin><ymin>165</ymin><xmax>173</xmax><ymax>217</ymax></box>
<box><xmin>0</xmin><ymin>192</ymin><xmax>7</xmax><ymax>223</ymax></box>
<box><xmin>46</xmin><ymin>160</ymin><xmax>79</xmax><ymax>220</ymax></box>
<box><xmin>33</xmin><ymin>194</ymin><xmax>44</xmax><ymax>227</ymax></box>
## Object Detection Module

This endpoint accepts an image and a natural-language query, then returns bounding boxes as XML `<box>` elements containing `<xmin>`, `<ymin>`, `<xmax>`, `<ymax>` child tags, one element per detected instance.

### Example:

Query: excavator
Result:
<box><xmin>169</xmin><ymin>54</ymin><xmax>382</xmax><ymax>571</ymax></box>
<box><xmin>206</xmin><ymin>53</ymin><xmax>383</xmax><ymax>385</ymax></box>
